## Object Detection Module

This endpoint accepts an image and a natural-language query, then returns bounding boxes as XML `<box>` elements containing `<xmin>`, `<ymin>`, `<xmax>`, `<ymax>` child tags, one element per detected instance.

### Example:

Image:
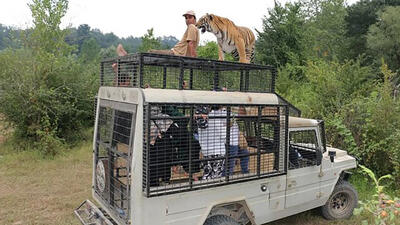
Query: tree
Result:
<box><xmin>28</xmin><ymin>0</ymin><xmax>73</xmax><ymax>56</ymax></box>
<box><xmin>197</xmin><ymin>41</ymin><xmax>219</xmax><ymax>60</ymax></box>
<box><xmin>304</xmin><ymin>0</ymin><xmax>349</xmax><ymax>60</ymax></box>
<box><xmin>0</xmin><ymin>0</ymin><xmax>97</xmax><ymax>155</ymax></box>
<box><xmin>197</xmin><ymin>41</ymin><xmax>234</xmax><ymax>61</ymax></box>
<box><xmin>80</xmin><ymin>37</ymin><xmax>100</xmax><ymax>63</ymax></box>
<box><xmin>256</xmin><ymin>1</ymin><xmax>307</xmax><ymax>67</ymax></box>
<box><xmin>366</xmin><ymin>6</ymin><xmax>400</xmax><ymax>72</ymax></box>
<box><xmin>138</xmin><ymin>28</ymin><xmax>162</xmax><ymax>52</ymax></box>
<box><xmin>76</xmin><ymin>24</ymin><xmax>91</xmax><ymax>52</ymax></box>
<box><xmin>345</xmin><ymin>0</ymin><xmax>400</xmax><ymax>59</ymax></box>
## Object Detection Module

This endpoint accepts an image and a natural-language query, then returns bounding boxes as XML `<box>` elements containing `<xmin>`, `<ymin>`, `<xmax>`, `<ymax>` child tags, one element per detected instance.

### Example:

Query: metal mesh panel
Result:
<box><xmin>276</xmin><ymin>93</ymin><xmax>302</xmax><ymax>117</ymax></box>
<box><xmin>190</xmin><ymin>68</ymin><xmax>215</xmax><ymax>91</ymax></box>
<box><xmin>95</xmin><ymin>105</ymin><xmax>135</xmax><ymax>222</ymax></box>
<box><xmin>142</xmin><ymin>103</ymin><xmax>288</xmax><ymax>197</ymax></box>
<box><xmin>101</xmin><ymin>55</ymin><xmax>139</xmax><ymax>87</ymax></box>
<box><xmin>247</xmin><ymin>69</ymin><xmax>274</xmax><ymax>92</ymax></box>
<box><xmin>100</xmin><ymin>53</ymin><xmax>276</xmax><ymax>93</ymax></box>
<box><xmin>288</xmin><ymin>129</ymin><xmax>319</xmax><ymax>169</ymax></box>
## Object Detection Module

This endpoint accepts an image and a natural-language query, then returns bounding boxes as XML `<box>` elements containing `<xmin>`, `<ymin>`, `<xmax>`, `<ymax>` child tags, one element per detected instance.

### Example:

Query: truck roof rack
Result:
<box><xmin>100</xmin><ymin>53</ymin><xmax>276</xmax><ymax>93</ymax></box>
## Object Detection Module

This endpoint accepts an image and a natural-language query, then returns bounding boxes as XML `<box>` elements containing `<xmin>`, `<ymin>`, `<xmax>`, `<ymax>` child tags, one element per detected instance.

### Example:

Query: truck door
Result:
<box><xmin>285</xmin><ymin>128</ymin><xmax>322</xmax><ymax>208</ymax></box>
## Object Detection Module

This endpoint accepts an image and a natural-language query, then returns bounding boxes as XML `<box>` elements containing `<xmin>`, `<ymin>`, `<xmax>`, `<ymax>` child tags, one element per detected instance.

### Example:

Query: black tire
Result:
<box><xmin>321</xmin><ymin>180</ymin><xmax>358</xmax><ymax>220</ymax></box>
<box><xmin>204</xmin><ymin>215</ymin><xmax>240</xmax><ymax>225</ymax></box>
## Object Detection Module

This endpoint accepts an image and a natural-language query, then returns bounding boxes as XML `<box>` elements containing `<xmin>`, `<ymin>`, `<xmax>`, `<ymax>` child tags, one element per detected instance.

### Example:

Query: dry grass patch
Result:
<box><xmin>0</xmin><ymin>142</ymin><xmax>92</xmax><ymax>225</ymax></box>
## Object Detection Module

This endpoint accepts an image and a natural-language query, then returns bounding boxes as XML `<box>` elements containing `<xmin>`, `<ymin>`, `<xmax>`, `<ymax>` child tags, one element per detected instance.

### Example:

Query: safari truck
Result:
<box><xmin>75</xmin><ymin>53</ymin><xmax>358</xmax><ymax>225</ymax></box>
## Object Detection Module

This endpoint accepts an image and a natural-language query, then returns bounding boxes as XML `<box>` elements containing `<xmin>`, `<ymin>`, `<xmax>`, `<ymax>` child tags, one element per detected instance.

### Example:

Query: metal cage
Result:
<box><xmin>94</xmin><ymin>101</ymin><xmax>137</xmax><ymax>223</ymax></box>
<box><xmin>142</xmin><ymin>103</ymin><xmax>288</xmax><ymax>197</ymax></box>
<box><xmin>100</xmin><ymin>53</ymin><xmax>277</xmax><ymax>93</ymax></box>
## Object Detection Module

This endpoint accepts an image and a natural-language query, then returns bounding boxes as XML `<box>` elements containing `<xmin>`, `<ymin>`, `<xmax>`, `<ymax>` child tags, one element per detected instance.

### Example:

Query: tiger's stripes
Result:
<box><xmin>196</xmin><ymin>14</ymin><xmax>255</xmax><ymax>63</ymax></box>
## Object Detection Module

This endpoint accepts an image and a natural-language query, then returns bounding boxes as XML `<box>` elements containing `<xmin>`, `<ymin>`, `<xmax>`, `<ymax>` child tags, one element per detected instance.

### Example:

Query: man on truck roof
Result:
<box><xmin>116</xmin><ymin>10</ymin><xmax>199</xmax><ymax>58</ymax></box>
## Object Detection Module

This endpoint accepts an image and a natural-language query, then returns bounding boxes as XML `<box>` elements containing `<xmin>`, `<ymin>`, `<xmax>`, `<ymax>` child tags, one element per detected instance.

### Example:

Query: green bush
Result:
<box><xmin>0</xmin><ymin>0</ymin><xmax>97</xmax><ymax>155</ymax></box>
<box><xmin>277</xmin><ymin>59</ymin><xmax>400</xmax><ymax>183</ymax></box>
<box><xmin>342</xmin><ymin>63</ymin><xmax>400</xmax><ymax>180</ymax></box>
<box><xmin>354</xmin><ymin>165</ymin><xmax>400</xmax><ymax>225</ymax></box>
<box><xmin>0</xmin><ymin>48</ymin><xmax>97</xmax><ymax>155</ymax></box>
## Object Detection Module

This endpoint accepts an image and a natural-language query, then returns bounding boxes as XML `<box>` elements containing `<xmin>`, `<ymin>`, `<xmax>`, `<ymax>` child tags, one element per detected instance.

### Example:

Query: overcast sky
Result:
<box><xmin>1</xmin><ymin>0</ymin><xmax>359</xmax><ymax>43</ymax></box>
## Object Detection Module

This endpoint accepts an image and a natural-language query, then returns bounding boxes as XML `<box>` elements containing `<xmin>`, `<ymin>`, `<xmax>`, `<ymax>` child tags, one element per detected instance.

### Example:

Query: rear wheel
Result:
<box><xmin>321</xmin><ymin>181</ymin><xmax>358</xmax><ymax>220</ymax></box>
<box><xmin>204</xmin><ymin>215</ymin><xmax>240</xmax><ymax>225</ymax></box>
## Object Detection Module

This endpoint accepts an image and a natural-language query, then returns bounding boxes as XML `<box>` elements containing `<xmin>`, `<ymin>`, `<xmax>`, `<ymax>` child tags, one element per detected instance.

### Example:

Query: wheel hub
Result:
<box><xmin>330</xmin><ymin>192</ymin><xmax>350</xmax><ymax>214</ymax></box>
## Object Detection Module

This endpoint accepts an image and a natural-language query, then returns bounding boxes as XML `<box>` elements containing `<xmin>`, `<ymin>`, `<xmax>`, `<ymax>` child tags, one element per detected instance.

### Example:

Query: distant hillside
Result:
<box><xmin>0</xmin><ymin>23</ymin><xmax>178</xmax><ymax>54</ymax></box>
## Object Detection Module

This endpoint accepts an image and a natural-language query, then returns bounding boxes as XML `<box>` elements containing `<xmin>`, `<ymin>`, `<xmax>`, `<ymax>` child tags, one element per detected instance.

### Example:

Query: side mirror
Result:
<box><xmin>328</xmin><ymin>150</ymin><xmax>336</xmax><ymax>163</ymax></box>
<box><xmin>316</xmin><ymin>149</ymin><xmax>323</xmax><ymax>166</ymax></box>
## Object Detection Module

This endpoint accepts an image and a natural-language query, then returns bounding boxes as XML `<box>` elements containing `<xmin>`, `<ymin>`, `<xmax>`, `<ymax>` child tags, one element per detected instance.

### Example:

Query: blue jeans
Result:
<box><xmin>227</xmin><ymin>145</ymin><xmax>249</xmax><ymax>175</ymax></box>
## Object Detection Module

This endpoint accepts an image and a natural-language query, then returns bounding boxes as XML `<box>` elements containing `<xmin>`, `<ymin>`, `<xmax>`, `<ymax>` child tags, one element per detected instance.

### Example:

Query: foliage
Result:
<box><xmin>367</xmin><ymin>6</ymin><xmax>400</xmax><ymax>72</ymax></box>
<box><xmin>197</xmin><ymin>41</ymin><xmax>234</xmax><ymax>61</ymax></box>
<box><xmin>277</xmin><ymin>56</ymin><xmax>400</xmax><ymax>181</ymax></box>
<box><xmin>354</xmin><ymin>165</ymin><xmax>400</xmax><ymax>225</ymax></box>
<box><xmin>263</xmin><ymin>0</ymin><xmax>400</xmax><ymax>183</ymax></box>
<box><xmin>304</xmin><ymin>0</ymin><xmax>349</xmax><ymax>60</ymax></box>
<box><xmin>0</xmin><ymin>24</ymin><xmax>22</xmax><ymax>50</ymax></box>
<box><xmin>62</xmin><ymin>25</ymin><xmax>178</xmax><ymax>56</ymax></box>
<box><xmin>137</xmin><ymin>28</ymin><xmax>163</xmax><ymax>52</ymax></box>
<box><xmin>256</xmin><ymin>0</ymin><xmax>350</xmax><ymax>78</ymax></box>
<box><xmin>334</xmin><ymin>63</ymin><xmax>400</xmax><ymax>179</ymax></box>
<box><xmin>197</xmin><ymin>41</ymin><xmax>219</xmax><ymax>60</ymax></box>
<box><xmin>256</xmin><ymin>1</ymin><xmax>307</xmax><ymax>69</ymax></box>
<box><xmin>0</xmin><ymin>0</ymin><xmax>97</xmax><ymax>155</ymax></box>
<box><xmin>79</xmin><ymin>37</ymin><xmax>101</xmax><ymax>63</ymax></box>
<box><xmin>345</xmin><ymin>0</ymin><xmax>400</xmax><ymax>60</ymax></box>
<box><xmin>28</xmin><ymin>0</ymin><xmax>73</xmax><ymax>56</ymax></box>
<box><xmin>276</xmin><ymin>57</ymin><xmax>373</xmax><ymax>118</ymax></box>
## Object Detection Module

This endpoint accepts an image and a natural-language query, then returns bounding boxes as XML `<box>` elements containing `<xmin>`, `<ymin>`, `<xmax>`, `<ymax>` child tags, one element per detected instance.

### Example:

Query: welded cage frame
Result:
<box><xmin>142</xmin><ymin>102</ymin><xmax>289</xmax><ymax>197</ymax></box>
<box><xmin>94</xmin><ymin>100</ymin><xmax>137</xmax><ymax>224</ymax></box>
<box><xmin>100</xmin><ymin>53</ymin><xmax>277</xmax><ymax>93</ymax></box>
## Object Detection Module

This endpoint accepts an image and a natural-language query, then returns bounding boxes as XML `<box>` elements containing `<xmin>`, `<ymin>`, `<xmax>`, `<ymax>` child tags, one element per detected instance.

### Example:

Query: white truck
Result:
<box><xmin>75</xmin><ymin>53</ymin><xmax>358</xmax><ymax>225</ymax></box>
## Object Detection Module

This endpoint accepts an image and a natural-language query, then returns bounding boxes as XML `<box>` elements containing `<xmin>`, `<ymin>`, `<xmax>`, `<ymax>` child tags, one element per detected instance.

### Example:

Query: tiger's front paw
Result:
<box><xmin>239</xmin><ymin>58</ymin><xmax>249</xmax><ymax>63</ymax></box>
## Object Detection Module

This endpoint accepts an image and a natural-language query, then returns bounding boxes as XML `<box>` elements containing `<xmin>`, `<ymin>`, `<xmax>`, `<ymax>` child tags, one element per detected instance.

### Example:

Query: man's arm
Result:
<box><xmin>187</xmin><ymin>40</ymin><xmax>197</xmax><ymax>57</ymax></box>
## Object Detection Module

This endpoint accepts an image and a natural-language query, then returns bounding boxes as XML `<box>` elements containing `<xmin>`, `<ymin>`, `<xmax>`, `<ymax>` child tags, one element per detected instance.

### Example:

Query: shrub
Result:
<box><xmin>354</xmin><ymin>165</ymin><xmax>400</xmax><ymax>225</ymax></box>
<box><xmin>339</xmin><ymin>63</ymin><xmax>400</xmax><ymax>180</ymax></box>
<box><xmin>0</xmin><ymin>0</ymin><xmax>97</xmax><ymax>155</ymax></box>
<box><xmin>277</xmin><ymin>59</ymin><xmax>400</xmax><ymax>183</ymax></box>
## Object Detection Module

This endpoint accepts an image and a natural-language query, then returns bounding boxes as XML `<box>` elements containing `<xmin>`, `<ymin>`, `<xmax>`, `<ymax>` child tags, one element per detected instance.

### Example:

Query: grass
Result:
<box><xmin>0</xmin><ymin>137</ymin><xmax>93</xmax><ymax>225</ymax></box>
<box><xmin>0</xmin><ymin>129</ymin><xmax>397</xmax><ymax>225</ymax></box>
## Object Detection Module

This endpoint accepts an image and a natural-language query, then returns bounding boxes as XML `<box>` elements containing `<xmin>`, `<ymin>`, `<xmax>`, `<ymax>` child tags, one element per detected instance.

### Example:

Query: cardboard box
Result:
<box><xmin>244</xmin><ymin>107</ymin><xmax>278</xmax><ymax>117</ymax></box>
<box><xmin>248</xmin><ymin>147</ymin><xmax>275</xmax><ymax>174</ymax></box>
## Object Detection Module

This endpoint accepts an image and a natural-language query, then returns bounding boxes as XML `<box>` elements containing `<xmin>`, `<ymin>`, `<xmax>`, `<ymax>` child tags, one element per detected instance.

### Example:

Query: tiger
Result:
<box><xmin>195</xmin><ymin>14</ymin><xmax>255</xmax><ymax>63</ymax></box>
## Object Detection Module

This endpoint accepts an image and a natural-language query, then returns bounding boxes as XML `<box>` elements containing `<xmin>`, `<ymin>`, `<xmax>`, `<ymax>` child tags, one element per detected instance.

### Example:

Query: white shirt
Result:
<box><xmin>198</xmin><ymin>109</ymin><xmax>227</xmax><ymax>156</ymax></box>
<box><xmin>230</xmin><ymin>122</ymin><xmax>239</xmax><ymax>146</ymax></box>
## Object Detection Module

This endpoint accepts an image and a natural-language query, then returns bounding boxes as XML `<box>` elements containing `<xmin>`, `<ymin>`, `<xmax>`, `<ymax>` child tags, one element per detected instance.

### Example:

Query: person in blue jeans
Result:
<box><xmin>227</xmin><ymin>121</ymin><xmax>249</xmax><ymax>175</ymax></box>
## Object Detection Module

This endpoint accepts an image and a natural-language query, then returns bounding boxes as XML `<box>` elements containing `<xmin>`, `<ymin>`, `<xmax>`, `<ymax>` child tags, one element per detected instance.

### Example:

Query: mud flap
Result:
<box><xmin>74</xmin><ymin>200</ymin><xmax>116</xmax><ymax>225</ymax></box>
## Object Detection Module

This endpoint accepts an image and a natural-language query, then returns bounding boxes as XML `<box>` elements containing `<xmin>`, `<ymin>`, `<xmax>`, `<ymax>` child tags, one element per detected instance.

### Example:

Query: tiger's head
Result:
<box><xmin>195</xmin><ymin>13</ymin><xmax>214</xmax><ymax>34</ymax></box>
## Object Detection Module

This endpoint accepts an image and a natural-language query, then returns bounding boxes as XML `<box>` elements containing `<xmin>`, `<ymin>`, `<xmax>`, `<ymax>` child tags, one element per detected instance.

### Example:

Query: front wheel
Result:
<box><xmin>321</xmin><ymin>180</ymin><xmax>358</xmax><ymax>220</ymax></box>
<box><xmin>204</xmin><ymin>215</ymin><xmax>240</xmax><ymax>225</ymax></box>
